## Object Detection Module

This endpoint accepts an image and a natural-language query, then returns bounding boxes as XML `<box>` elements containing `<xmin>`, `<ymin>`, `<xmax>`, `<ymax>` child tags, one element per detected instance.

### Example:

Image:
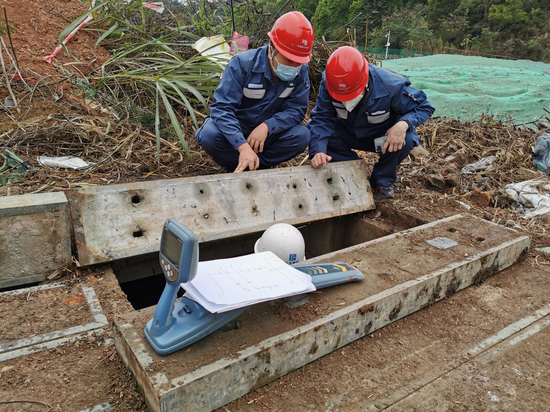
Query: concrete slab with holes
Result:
<box><xmin>66</xmin><ymin>160</ymin><xmax>375</xmax><ymax>265</ymax></box>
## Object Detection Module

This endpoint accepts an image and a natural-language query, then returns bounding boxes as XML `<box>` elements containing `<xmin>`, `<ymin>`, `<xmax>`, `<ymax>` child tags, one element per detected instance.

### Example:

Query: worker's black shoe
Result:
<box><xmin>375</xmin><ymin>185</ymin><xmax>395</xmax><ymax>198</ymax></box>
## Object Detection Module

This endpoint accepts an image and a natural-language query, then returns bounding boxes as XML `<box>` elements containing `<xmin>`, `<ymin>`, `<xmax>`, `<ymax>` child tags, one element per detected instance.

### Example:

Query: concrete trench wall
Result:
<box><xmin>0</xmin><ymin>192</ymin><xmax>72</xmax><ymax>288</ymax></box>
<box><xmin>114</xmin><ymin>213</ymin><xmax>393</xmax><ymax>286</ymax></box>
<box><xmin>0</xmin><ymin>161</ymin><xmax>375</xmax><ymax>289</ymax></box>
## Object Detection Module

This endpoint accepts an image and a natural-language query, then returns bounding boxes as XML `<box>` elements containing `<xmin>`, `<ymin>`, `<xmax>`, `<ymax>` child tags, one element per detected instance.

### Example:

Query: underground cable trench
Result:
<box><xmin>112</xmin><ymin>212</ymin><xmax>412</xmax><ymax>310</ymax></box>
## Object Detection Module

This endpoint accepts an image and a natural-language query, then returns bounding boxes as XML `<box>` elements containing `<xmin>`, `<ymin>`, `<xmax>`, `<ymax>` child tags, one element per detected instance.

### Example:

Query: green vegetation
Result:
<box><xmin>62</xmin><ymin>0</ymin><xmax>548</xmax><ymax>156</ymax></box>
<box><xmin>307</xmin><ymin>0</ymin><xmax>549</xmax><ymax>61</ymax></box>
<box><xmin>237</xmin><ymin>0</ymin><xmax>548</xmax><ymax>61</ymax></box>
<box><xmin>66</xmin><ymin>0</ymin><xmax>228</xmax><ymax>158</ymax></box>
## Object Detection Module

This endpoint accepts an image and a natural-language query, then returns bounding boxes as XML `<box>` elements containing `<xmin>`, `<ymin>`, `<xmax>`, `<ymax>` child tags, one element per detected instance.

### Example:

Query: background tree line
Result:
<box><xmin>230</xmin><ymin>0</ymin><xmax>549</xmax><ymax>61</ymax></box>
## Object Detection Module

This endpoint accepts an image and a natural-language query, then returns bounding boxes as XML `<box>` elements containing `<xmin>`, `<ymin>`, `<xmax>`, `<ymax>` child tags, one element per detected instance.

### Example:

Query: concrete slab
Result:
<box><xmin>0</xmin><ymin>282</ymin><xmax>108</xmax><ymax>362</ymax></box>
<box><xmin>223</xmin><ymin>258</ymin><xmax>550</xmax><ymax>411</ymax></box>
<box><xmin>112</xmin><ymin>214</ymin><xmax>530</xmax><ymax>412</ymax></box>
<box><xmin>0</xmin><ymin>267</ymin><xmax>140</xmax><ymax>411</ymax></box>
<box><xmin>67</xmin><ymin>160</ymin><xmax>375</xmax><ymax>265</ymax></box>
<box><xmin>0</xmin><ymin>192</ymin><xmax>72</xmax><ymax>288</ymax></box>
<box><xmin>386</xmin><ymin>312</ymin><xmax>550</xmax><ymax>411</ymax></box>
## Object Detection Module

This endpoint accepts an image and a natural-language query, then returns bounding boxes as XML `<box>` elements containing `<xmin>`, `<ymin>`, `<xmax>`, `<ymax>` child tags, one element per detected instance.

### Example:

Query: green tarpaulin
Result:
<box><xmin>382</xmin><ymin>54</ymin><xmax>550</xmax><ymax>125</ymax></box>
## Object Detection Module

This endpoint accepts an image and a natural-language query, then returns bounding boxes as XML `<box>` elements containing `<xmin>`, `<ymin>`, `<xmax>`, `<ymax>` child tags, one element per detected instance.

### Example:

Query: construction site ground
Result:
<box><xmin>1</xmin><ymin>212</ymin><xmax>549</xmax><ymax>412</ymax></box>
<box><xmin>1</xmin><ymin>1</ymin><xmax>550</xmax><ymax>410</ymax></box>
<box><xmin>1</xmin><ymin>105</ymin><xmax>550</xmax><ymax>411</ymax></box>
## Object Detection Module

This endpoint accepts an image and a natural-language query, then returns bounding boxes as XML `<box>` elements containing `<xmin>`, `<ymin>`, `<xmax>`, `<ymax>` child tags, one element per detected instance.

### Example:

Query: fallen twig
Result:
<box><xmin>0</xmin><ymin>400</ymin><xmax>52</xmax><ymax>411</ymax></box>
<box><xmin>0</xmin><ymin>43</ymin><xmax>20</xmax><ymax>113</ymax></box>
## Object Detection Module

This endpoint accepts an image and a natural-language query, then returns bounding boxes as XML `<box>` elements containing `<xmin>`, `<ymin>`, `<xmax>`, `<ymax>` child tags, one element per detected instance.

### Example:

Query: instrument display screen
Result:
<box><xmin>161</xmin><ymin>227</ymin><xmax>183</xmax><ymax>268</ymax></box>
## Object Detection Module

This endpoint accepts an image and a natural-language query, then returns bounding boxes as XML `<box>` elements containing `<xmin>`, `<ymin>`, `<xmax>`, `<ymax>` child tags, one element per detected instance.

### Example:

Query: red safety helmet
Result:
<box><xmin>326</xmin><ymin>46</ymin><xmax>369</xmax><ymax>101</ymax></box>
<box><xmin>268</xmin><ymin>11</ymin><xmax>314</xmax><ymax>64</ymax></box>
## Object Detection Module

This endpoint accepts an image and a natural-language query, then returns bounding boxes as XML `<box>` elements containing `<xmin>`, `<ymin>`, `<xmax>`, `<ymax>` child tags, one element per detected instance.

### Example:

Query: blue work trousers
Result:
<box><xmin>321</xmin><ymin>129</ymin><xmax>417</xmax><ymax>188</ymax></box>
<box><xmin>196</xmin><ymin>118</ymin><xmax>310</xmax><ymax>171</ymax></box>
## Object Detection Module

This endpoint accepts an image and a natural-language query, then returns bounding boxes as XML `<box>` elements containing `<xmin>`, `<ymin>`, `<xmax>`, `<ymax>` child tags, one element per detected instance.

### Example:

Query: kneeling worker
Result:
<box><xmin>195</xmin><ymin>12</ymin><xmax>314</xmax><ymax>173</ymax></box>
<box><xmin>308</xmin><ymin>47</ymin><xmax>435</xmax><ymax>197</ymax></box>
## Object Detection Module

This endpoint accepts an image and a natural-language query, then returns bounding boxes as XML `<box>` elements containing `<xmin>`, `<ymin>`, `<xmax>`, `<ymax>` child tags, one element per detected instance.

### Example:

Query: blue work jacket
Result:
<box><xmin>209</xmin><ymin>45</ymin><xmax>310</xmax><ymax>150</ymax></box>
<box><xmin>309</xmin><ymin>64</ymin><xmax>435</xmax><ymax>155</ymax></box>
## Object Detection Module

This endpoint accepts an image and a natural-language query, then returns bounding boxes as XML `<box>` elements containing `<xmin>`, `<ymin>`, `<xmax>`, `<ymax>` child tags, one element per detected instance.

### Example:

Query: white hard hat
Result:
<box><xmin>254</xmin><ymin>223</ymin><xmax>306</xmax><ymax>265</ymax></box>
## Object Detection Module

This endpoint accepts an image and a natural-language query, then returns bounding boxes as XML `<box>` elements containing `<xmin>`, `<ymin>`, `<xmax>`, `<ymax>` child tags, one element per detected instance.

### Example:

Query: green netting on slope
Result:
<box><xmin>365</xmin><ymin>47</ymin><xmax>436</xmax><ymax>59</ymax></box>
<box><xmin>358</xmin><ymin>47</ymin><xmax>436</xmax><ymax>59</ymax></box>
<box><xmin>382</xmin><ymin>54</ymin><xmax>550</xmax><ymax>125</ymax></box>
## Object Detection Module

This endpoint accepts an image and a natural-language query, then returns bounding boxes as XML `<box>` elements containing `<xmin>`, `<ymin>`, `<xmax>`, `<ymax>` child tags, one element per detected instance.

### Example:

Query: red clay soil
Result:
<box><xmin>0</xmin><ymin>0</ymin><xmax>109</xmax><ymax>77</ymax></box>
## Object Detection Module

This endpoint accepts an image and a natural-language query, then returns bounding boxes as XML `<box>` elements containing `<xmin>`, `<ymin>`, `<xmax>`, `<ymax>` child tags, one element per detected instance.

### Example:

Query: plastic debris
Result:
<box><xmin>124</xmin><ymin>0</ymin><xmax>165</xmax><ymax>13</ymax></box>
<box><xmin>0</xmin><ymin>150</ymin><xmax>30</xmax><ymax>186</ymax></box>
<box><xmin>4</xmin><ymin>97</ymin><xmax>15</xmax><ymax>108</ymax></box>
<box><xmin>193</xmin><ymin>35</ymin><xmax>231</xmax><ymax>66</ymax></box>
<box><xmin>43</xmin><ymin>0</ymin><xmax>95</xmax><ymax>63</ymax></box>
<box><xmin>533</xmin><ymin>132</ymin><xmax>550</xmax><ymax>174</ymax></box>
<box><xmin>504</xmin><ymin>179</ymin><xmax>550</xmax><ymax>218</ymax></box>
<box><xmin>461</xmin><ymin>156</ymin><xmax>496</xmax><ymax>174</ymax></box>
<box><xmin>43</xmin><ymin>1</ymin><xmax>164</xmax><ymax>64</ymax></box>
<box><xmin>37</xmin><ymin>156</ymin><xmax>95</xmax><ymax>170</ymax></box>
<box><xmin>456</xmin><ymin>200</ymin><xmax>472</xmax><ymax>210</ymax></box>
<box><xmin>230</xmin><ymin>31</ymin><xmax>250</xmax><ymax>55</ymax></box>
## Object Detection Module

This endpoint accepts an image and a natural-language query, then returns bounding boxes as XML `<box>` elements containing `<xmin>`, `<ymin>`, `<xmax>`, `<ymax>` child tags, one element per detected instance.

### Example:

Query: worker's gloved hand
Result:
<box><xmin>235</xmin><ymin>143</ymin><xmax>260</xmax><ymax>173</ymax></box>
<box><xmin>311</xmin><ymin>152</ymin><xmax>332</xmax><ymax>168</ymax></box>
<box><xmin>247</xmin><ymin>123</ymin><xmax>269</xmax><ymax>153</ymax></box>
<box><xmin>383</xmin><ymin>120</ymin><xmax>409</xmax><ymax>154</ymax></box>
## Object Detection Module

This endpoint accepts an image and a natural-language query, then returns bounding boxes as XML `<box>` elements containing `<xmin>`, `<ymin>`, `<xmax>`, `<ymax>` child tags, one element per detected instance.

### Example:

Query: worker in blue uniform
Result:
<box><xmin>195</xmin><ymin>12</ymin><xmax>314</xmax><ymax>173</ymax></box>
<box><xmin>308</xmin><ymin>46</ymin><xmax>435</xmax><ymax>198</ymax></box>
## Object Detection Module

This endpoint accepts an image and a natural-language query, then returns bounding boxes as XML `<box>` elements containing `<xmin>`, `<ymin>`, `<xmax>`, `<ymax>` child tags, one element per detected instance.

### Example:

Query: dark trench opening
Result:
<box><xmin>114</xmin><ymin>212</ymin><xmax>403</xmax><ymax>310</ymax></box>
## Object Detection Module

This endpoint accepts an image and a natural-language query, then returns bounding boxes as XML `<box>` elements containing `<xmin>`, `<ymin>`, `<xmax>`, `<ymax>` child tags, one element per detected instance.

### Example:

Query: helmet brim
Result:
<box><xmin>268</xmin><ymin>32</ymin><xmax>311</xmax><ymax>64</ymax></box>
<box><xmin>327</xmin><ymin>74</ymin><xmax>368</xmax><ymax>101</ymax></box>
<box><xmin>277</xmin><ymin>48</ymin><xmax>311</xmax><ymax>64</ymax></box>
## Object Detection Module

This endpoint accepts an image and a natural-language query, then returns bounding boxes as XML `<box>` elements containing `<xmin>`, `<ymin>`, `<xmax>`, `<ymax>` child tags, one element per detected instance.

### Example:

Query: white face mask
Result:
<box><xmin>342</xmin><ymin>93</ymin><xmax>364</xmax><ymax>112</ymax></box>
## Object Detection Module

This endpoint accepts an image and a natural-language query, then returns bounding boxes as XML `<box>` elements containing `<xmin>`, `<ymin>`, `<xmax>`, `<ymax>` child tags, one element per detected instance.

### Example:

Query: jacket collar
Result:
<box><xmin>253</xmin><ymin>45</ymin><xmax>272</xmax><ymax>78</ymax></box>
<box><xmin>367</xmin><ymin>65</ymin><xmax>389</xmax><ymax>100</ymax></box>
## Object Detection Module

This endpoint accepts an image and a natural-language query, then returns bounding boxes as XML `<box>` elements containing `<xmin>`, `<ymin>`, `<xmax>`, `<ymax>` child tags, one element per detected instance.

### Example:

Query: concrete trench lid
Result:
<box><xmin>66</xmin><ymin>160</ymin><xmax>374</xmax><ymax>265</ymax></box>
<box><xmin>112</xmin><ymin>214</ymin><xmax>531</xmax><ymax>412</ymax></box>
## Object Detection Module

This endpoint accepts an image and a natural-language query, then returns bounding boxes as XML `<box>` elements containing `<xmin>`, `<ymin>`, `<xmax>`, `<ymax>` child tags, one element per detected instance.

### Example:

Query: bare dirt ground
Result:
<box><xmin>0</xmin><ymin>283</ymin><xmax>94</xmax><ymax>343</ymax></box>
<box><xmin>0</xmin><ymin>268</ymin><xmax>146</xmax><ymax>412</ymax></box>
<box><xmin>1</xmin><ymin>1</ymin><xmax>550</xmax><ymax>411</ymax></box>
<box><xmin>0</xmin><ymin>0</ymin><xmax>109</xmax><ymax>77</ymax></box>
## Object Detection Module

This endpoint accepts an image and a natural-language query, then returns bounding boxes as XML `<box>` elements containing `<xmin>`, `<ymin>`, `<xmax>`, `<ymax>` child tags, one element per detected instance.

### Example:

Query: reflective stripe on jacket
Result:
<box><xmin>309</xmin><ymin>64</ymin><xmax>435</xmax><ymax>155</ymax></box>
<box><xmin>210</xmin><ymin>45</ymin><xmax>310</xmax><ymax>150</ymax></box>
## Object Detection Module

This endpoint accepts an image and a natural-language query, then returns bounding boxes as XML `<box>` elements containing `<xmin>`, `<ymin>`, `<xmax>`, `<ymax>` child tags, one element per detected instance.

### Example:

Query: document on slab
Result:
<box><xmin>180</xmin><ymin>251</ymin><xmax>315</xmax><ymax>313</ymax></box>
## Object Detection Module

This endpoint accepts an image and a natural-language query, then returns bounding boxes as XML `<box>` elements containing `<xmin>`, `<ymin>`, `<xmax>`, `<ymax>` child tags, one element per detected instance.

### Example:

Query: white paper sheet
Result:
<box><xmin>181</xmin><ymin>252</ymin><xmax>315</xmax><ymax>313</ymax></box>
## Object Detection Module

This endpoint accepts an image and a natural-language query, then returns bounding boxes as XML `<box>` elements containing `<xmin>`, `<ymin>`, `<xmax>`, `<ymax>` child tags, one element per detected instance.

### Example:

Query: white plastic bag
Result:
<box><xmin>37</xmin><ymin>156</ymin><xmax>95</xmax><ymax>170</ymax></box>
<box><xmin>193</xmin><ymin>35</ymin><xmax>231</xmax><ymax>67</ymax></box>
<box><xmin>461</xmin><ymin>156</ymin><xmax>496</xmax><ymax>174</ymax></box>
<box><xmin>504</xmin><ymin>179</ymin><xmax>550</xmax><ymax>218</ymax></box>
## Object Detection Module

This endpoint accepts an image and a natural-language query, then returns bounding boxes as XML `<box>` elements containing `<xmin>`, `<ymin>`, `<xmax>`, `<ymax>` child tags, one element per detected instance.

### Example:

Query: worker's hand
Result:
<box><xmin>235</xmin><ymin>143</ymin><xmax>260</xmax><ymax>173</ymax></box>
<box><xmin>247</xmin><ymin>123</ymin><xmax>269</xmax><ymax>153</ymax></box>
<box><xmin>311</xmin><ymin>152</ymin><xmax>332</xmax><ymax>168</ymax></box>
<box><xmin>383</xmin><ymin>121</ymin><xmax>409</xmax><ymax>154</ymax></box>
